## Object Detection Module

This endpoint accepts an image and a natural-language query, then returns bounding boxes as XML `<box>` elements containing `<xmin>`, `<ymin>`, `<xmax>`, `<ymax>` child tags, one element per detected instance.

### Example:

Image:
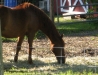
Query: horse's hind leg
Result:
<box><xmin>27</xmin><ymin>33</ymin><xmax>35</xmax><ymax>64</ymax></box>
<box><xmin>14</xmin><ymin>36</ymin><xmax>24</xmax><ymax>62</ymax></box>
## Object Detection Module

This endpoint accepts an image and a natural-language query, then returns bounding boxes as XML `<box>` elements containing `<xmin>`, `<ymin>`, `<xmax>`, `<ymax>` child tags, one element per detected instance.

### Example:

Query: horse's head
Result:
<box><xmin>50</xmin><ymin>34</ymin><xmax>66</xmax><ymax>64</ymax></box>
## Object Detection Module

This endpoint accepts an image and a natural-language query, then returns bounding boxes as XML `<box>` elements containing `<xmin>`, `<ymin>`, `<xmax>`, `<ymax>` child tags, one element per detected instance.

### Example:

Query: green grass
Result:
<box><xmin>54</xmin><ymin>16</ymin><xmax>98</xmax><ymax>35</ymax></box>
<box><xmin>56</xmin><ymin>23</ymin><xmax>96</xmax><ymax>34</ymax></box>
<box><xmin>4</xmin><ymin>70</ymin><xmax>98</xmax><ymax>75</ymax></box>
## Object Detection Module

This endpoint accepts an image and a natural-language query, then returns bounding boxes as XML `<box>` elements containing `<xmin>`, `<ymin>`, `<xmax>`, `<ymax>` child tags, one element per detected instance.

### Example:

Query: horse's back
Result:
<box><xmin>0</xmin><ymin>5</ymin><xmax>27</xmax><ymax>37</ymax></box>
<box><xmin>0</xmin><ymin>2</ymin><xmax>50</xmax><ymax>38</ymax></box>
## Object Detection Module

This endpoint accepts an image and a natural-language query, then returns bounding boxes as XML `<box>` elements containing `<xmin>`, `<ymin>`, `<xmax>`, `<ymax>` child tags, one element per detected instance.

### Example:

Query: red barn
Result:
<box><xmin>55</xmin><ymin>0</ymin><xmax>88</xmax><ymax>14</ymax></box>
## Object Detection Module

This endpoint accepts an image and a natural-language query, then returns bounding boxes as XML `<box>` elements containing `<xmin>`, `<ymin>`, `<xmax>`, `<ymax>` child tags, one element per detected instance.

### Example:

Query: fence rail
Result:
<box><xmin>59</xmin><ymin>3</ymin><xmax>98</xmax><ymax>8</ymax></box>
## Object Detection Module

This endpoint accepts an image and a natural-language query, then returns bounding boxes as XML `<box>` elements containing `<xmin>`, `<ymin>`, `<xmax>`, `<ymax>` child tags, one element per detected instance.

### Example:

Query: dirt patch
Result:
<box><xmin>3</xmin><ymin>30</ymin><xmax>98</xmax><ymax>61</ymax></box>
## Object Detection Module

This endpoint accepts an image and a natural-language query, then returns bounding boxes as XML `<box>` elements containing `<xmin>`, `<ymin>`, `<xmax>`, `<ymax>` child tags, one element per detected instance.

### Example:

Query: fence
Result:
<box><xmin>56</xmin><ymin>0</ymin><xmax>98</xmax><ymax>24</ymax></box>
<box><xmin>0</xmin><ymin>0</ymin><xmax>98</xmax><ymax>75</ymax></box>
<box><xmin>0</xmin><ymin>19</ymin><xmax>3</xmax><ymax>75</ymax></box>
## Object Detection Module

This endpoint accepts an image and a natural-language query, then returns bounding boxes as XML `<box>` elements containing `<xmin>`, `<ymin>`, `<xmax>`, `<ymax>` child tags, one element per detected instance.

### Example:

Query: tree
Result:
<box><xmin>17</xmin><ymin>0</ymin><xmax>42</xmax><ymax>6</ymax></box>
<box><xmin>86</xmin><ymin>0</ymin><xmax>98</xmax><ymax>12</ymax></box>
<box><xmin>29</xmin><ymin>0</ymin><xmax>43</xmax><ymax>6</ymax></box>
<box><xmin>86</xmin><ymin>0</ymin><xmax>98</xmax><ymax>3</ymax></box>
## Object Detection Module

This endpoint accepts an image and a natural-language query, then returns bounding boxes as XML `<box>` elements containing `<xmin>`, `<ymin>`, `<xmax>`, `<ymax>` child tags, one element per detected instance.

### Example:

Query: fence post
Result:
<box><xmin>0</xmin><ymin>19</ymin><xmax>4</xmax><ymax>75</ymax></box>
<box><xmin>50</xmin><ymin>0</ymin><xmax>54</xmax><ymax>23</ymax></box>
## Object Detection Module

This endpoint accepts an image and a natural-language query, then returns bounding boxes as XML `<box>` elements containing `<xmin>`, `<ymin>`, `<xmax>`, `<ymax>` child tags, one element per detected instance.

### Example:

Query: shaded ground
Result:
<box><xmin>3</xmin><ymin>30</ymin><xmax>98</xmax><ymax>74</ymax></box>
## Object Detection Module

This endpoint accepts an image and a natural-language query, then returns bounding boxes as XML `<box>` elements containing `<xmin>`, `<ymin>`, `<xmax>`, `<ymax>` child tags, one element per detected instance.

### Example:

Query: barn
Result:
<box><xmin>39</xmin><ymin>0</ymin><xmax>88</xmax><ymax>14</ymax></box>
<box><xmin>39</xmin><ymin>0</ymin><xmax>98</xmax><ymax>17</ymax></box>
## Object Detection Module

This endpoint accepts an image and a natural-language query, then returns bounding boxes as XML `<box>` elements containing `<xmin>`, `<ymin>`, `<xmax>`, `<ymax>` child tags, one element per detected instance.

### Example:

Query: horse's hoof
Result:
<box><xmin>28</xmin><ymin>57</ymin><xmax>33</xmax><ymax>64</ymax></box>
<box><xmin>28</xmin><ymin>60</ymin><xmax>33</xmax><ymax>64</ymax></box>
<box><xmin>14</xmin><ymin>59</ymin><xmax>17</xmax><ymax>62</ymax></box>
<box><xmin>14</xmin><ymin>56</ymin><xmax>18</xmax><ymax>62</ymax></box>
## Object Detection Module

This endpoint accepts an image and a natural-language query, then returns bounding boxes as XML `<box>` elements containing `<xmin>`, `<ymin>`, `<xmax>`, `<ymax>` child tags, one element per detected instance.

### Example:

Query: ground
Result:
<box><xmin>2</xmin><ymin>30</ymin><xmax>98</xmax><ymax>74</ymax></box>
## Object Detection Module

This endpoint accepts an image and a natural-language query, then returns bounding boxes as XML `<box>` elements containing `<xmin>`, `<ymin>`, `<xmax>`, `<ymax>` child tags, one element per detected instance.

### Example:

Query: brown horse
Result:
<box><xmin>0</xmin><ymin>2</ymin><xmax>66</xmax><ymax>64</ymax></box>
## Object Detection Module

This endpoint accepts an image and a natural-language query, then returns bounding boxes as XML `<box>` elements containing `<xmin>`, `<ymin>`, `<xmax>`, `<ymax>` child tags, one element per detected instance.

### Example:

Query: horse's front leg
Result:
<box><xmin>28</xmin><ymin>46</ymin><xmax>33</xmax><ymax>64</ymax></box>
<box><xmin>14</xmin><ymin>36</ymin><xmax>24</xmax><ymax>62</ymax></box>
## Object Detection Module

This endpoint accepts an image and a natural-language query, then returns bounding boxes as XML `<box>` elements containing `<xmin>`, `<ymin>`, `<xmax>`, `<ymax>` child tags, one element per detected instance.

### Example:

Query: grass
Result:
<box><xmin>56</xmin><ymin>23</ymin><xmax>96</xmax><ymax>34</ymax></box>
<box><xmin>3</xmin><ymin>56</ymin><xmax>98</xmax><ymax>75</ymax></box>
<box><xmin>55</xmin><ymin>16</ymin><xmax>98</xmax><ymax>34</ymax></box>
<box><xmin>4</xmin><ymin>70</ymin><xmax>97</xmax><ymax>75</ymax></box>
<box><xmin>4</xmin><ymin>66</ymin><xmax>98</xmax><ymax>75</ymax></box>
<box><xmin>4</xmin><ymin>65</ymin><xmax>98</xmax><ymax>75</ymax></box>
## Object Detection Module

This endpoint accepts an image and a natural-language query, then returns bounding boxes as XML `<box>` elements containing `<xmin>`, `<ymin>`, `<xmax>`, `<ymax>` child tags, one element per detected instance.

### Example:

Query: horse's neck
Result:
<box><xmin>49</xmin><ymin>35</ymin><xmax>61</xmax><ymax>45</ymax></box>
<box><xmin>40</xmin><ymin>21</ymin><xmax>61</xmax><ymax>44</ymax></box>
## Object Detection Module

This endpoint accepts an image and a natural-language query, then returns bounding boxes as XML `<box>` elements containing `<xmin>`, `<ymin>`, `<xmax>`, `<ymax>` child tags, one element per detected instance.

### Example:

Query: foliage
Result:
<box><xmin>86</xmin><ymin>0</ymin><xmax>98</xmax><ymax>12</ymax></box>
<box><xmin>29</xmin><ymin>0</ymin><xmax>43</xmax><ymax>6</ymax></box>
<box><xmin>86</xmin><ymin>0</ymin><xmax>98</xmax><ymax>3</ymax></box>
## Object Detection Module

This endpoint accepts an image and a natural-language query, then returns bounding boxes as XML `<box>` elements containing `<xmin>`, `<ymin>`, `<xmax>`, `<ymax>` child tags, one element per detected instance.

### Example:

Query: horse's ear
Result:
<box><xmin>50</xmin><ymin>43</ymin><xmax>54</xmax><ymax>50</ymax></box>
<box><xmin>60</xmin><ymin>34</ymin><xmax>64</xmax><ymax>38</ymax></box>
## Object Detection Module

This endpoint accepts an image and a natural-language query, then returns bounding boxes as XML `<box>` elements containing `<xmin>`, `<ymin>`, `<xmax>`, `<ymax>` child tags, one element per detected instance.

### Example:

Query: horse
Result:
<box><xmin>0</xmin><ymin>2</ymin><xmax>66</xmax><ymax>64</ymax></box>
